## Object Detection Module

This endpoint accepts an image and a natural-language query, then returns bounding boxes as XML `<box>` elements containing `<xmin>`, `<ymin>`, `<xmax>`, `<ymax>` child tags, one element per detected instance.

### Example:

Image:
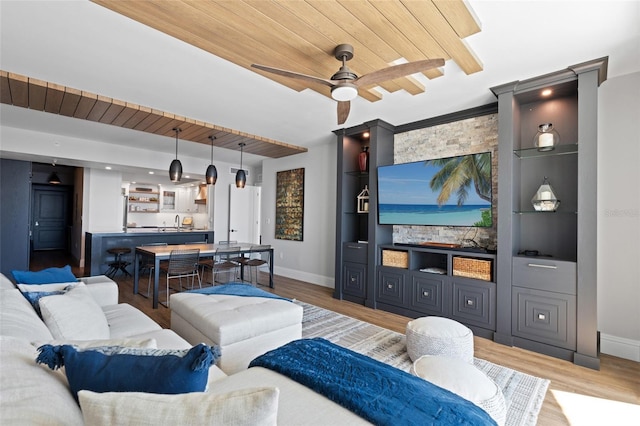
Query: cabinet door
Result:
<box><xmin>451</xmin><ymin>279</ymin><xmax>496</xmax><ymax>330</ymax></box>
<box><xmin>410</xmin><ymin>273</ymin><xmax>448</xmax><ymax>316</ymax></box>
<box><xmin>512</xmin><ymin>286</ymin><xmax>576</xmax><ymax>350</ymax></box>
<box><xmin>161</xmin><ymin>190</ymin><xmax>176</xmax><ymax>211</ymax></box>
<box><xmin>342</xmin><ymin>262</ymin><xmax>366</xmax><ymax>298</ymax></box>
<box><xmin>377</xmin><ymin>267</ymin><xmax>405</xmax><ymax>307</ymax></box>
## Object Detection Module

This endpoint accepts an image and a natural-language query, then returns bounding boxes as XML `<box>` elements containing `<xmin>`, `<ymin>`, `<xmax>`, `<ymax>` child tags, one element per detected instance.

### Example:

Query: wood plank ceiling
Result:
<box><xmin>92</xmin><ymin>0</ymin><xmax>483</xmax><ymax>103</ymax></box>
<box><xmin>0</xmin><ymin>70</ymin><xmax>307</xmax><ymax>158</ymax></box>
<box><xmin>2</xmin><ymin>1</ymin><xmax>482</xmax><ymax>159</ymax></box>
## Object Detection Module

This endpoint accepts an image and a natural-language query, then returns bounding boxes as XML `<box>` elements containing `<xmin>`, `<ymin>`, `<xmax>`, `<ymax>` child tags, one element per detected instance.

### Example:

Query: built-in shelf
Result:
<box><xmin>513</xmin><ymin>143</ymin><xmax>578</xmax><ymax>159</ymax></box>
<box><xmin>514</xmin><ymin>210</ymin><xmax>577</xmax><ymax>214</ymax></box>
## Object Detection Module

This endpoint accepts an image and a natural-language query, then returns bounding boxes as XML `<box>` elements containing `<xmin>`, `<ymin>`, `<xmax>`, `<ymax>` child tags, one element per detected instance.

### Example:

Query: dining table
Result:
<box><xmin>133</xmin><ymin>242</ymin><xmax>274</xmax><ymax>309</ymax></box>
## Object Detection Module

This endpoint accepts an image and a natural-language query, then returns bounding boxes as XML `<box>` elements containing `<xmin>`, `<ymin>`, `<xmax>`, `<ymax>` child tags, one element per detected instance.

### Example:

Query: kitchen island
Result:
<box><xmin>85</xmin><ymin>229</ymin><xmax>214</xmax><ymax>276</ymax></box>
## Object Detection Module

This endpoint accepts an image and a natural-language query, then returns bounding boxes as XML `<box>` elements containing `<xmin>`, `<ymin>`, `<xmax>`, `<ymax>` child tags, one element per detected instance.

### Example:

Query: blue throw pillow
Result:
<box><xmin>36</xmin><ymin>344</ymin><xmax>220</xmax><ymax>400</ymax></box>
<box><xmin>12</xmin><ymin>265</ymin><xmax>77</xmax><ymax>284</ymax></box>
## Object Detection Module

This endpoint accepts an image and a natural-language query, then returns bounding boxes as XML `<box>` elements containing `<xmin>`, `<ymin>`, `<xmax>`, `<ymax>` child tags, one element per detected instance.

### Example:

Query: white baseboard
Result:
<box><xmin>600</xmin><ymin>333</ymin><xmax>640</xmax><ymax>362</ymax></box>
<box><xmin>272</xmin><ymin>265</ymin><xmax>335</xmax><ymax>289</ymax></box>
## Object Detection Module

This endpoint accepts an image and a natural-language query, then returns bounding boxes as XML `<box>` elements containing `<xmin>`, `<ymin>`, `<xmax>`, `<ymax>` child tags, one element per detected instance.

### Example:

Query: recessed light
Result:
<box><xmin>541</xmin><ymin>89</ymin><xmax>552</xmax><ymax>97</ymax></box>
<box><xmin>148</xmin><ymin>171</ymin><xmax>154</xmax><ymax>175</ymax></box>
<box><xmin>185</xmin><ymin>175</ymin><xmax>190</xmax><ymax>179</ymax></box>
<box><xmin>363</xmin><ymin>131</ymin><xmax>370</xmax><ymax>138</ymax></box>
<box><xmin>105</xmin><ymin>166</ymin><xmax>112</xmax><ymax>170</ymax></box>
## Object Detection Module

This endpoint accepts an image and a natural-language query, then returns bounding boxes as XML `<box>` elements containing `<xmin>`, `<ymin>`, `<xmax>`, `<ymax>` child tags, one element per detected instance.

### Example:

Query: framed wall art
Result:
<box><xmin>275</xmin><ymin>168</ymin><xmax>304</xmax><ymax>241</ymax></box>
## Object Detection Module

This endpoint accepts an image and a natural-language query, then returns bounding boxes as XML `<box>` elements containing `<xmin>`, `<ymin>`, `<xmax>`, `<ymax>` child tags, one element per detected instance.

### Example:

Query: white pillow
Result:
<box><xmin>78</xmin><ymin>387</ymin><xmax>279</xmax><ymax>426</ymax></box>
<box><xmin>39</xmin><ymin>284</ymin><xmax>110</xmax><ymax>340</ymax></box>
<box><xmin>18</xmin><ymin>282</ymin><xmax>81</xmax><ymax>293</ymax></box>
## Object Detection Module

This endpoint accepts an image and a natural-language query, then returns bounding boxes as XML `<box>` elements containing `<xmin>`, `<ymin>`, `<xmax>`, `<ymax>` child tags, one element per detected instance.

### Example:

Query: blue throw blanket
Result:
<box><xmin>250</xmin><ymin>338</ymin><xmax>496</xmax><ymax>426</ymax></box>
<box><xmin>186</xmin><ymin>283</ymin><xmax>291</xmax><ymax>302</ymax></box>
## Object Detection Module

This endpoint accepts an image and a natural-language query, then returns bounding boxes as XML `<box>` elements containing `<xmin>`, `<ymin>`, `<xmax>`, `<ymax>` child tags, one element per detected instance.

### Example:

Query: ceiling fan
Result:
<box><xmin>252</xmin><ymin>44</ymin><xmax>444</xmax><ymax>125</ymax></box>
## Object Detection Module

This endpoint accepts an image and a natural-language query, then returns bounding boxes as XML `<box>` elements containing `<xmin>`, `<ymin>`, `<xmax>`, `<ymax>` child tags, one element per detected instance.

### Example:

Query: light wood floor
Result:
<box><xmin>34</xmin><ymin>251</ymin><xmax>640</xmax><ymax>425</ymax></box>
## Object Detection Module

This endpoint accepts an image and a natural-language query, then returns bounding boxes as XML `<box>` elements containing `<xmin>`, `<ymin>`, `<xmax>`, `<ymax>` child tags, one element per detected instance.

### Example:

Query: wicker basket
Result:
<box><xmin>382</xmin><ymin>250</ymin><xmax>409</xmax><ymax>268</ymax></box>
<box><xmin>453</xmin><ymin>257</ymin><xmax>492</xmax><ymax>281</ymax></box>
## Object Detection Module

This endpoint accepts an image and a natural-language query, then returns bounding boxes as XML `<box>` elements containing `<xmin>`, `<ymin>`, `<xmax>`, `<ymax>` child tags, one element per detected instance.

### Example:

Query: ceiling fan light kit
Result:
<box><xmin>331</xmin><ymin>82</ymin><xmax>358</xmax><ymax>102</ymax></box>
<box><xmin>252</xmin><ymin>43</ymin><xmax>444</xmax><ymax>125</ymax></box>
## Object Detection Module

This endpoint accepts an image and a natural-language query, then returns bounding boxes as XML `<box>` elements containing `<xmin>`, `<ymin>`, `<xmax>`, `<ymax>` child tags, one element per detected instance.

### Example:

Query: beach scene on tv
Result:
<box><xmin>378</xmin><ymin>152</ymin><xmax>492</xmax><ymax>227</ymax></box>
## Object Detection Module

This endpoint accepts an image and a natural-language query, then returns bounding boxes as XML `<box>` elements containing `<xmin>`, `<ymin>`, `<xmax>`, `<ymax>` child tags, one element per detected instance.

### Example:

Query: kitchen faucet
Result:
<box><xmin>175</xmin><ymin>214</ymin><xmax>180</xmax><ymax>230</ymax></box>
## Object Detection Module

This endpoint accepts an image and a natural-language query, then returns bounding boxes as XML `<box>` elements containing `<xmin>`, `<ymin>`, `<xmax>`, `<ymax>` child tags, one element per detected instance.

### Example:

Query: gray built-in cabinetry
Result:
<box><xmin>376</xmin><ymin>245</ymin><xmax>497</xmax><ymax>339</ymax></box>
<box><xmin>492</xmin><ymin>58</ymin><xmax>607</xmax><ymax>369</ymax></box>
<box><xmin>334</xmin><ymin>120</ymin><xmax>394</xmax><ymax>307</ymax></box>
<box><xmin>334</xmin><ymin>58</ymin><xmax>606</xmax><ymax>369</ymax></box>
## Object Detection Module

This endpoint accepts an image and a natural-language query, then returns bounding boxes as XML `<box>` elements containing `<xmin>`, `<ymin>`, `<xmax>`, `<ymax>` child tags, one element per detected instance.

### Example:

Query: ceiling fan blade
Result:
<box><xmin>355</xmin><ymin>58</ymin><xmax>445</xmax><ymax>87</ymax></box>
<box><xmin>251</xmin><ymin>64</ymin><xmax>334</xmax><ymax>88</ymax></box>
<box><xmin>337</xmin><ymin>101</ymin><xmax>350</xmax><ymax>125</ymax></box>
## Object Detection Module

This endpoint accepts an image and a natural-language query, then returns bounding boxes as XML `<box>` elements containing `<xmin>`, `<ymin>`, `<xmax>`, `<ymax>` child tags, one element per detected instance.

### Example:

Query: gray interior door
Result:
<box><xmin>32</xmin><ymin>185</ymin><xmax>70</xmax><ymax>250</ymax></box>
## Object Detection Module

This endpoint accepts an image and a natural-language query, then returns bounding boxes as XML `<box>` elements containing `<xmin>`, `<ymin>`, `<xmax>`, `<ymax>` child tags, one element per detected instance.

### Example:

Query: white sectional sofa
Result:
<box><xmin>0</xmin><ymin>273</ymin><xmax>369</xmax><ymax>425</ymax></box>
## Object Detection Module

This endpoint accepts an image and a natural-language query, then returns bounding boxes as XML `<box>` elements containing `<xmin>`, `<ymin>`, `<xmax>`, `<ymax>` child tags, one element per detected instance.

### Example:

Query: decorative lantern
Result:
<box><xmin>533</xmin><ymin>123</ymin><xmax>560</xmax><ymax>151</ymax></box>
<box><xmin>357</xmin><ymin>185</ymin><xmax>370</xmax><ymax>213</ymax></box>
<box><xmin>531</xmin><ymin>177</ymin><xmax>560</xmax><ymax>211</ymax></box>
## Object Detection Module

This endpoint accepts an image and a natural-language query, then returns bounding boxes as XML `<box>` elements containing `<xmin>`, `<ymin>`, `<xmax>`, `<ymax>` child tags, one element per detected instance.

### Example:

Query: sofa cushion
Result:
<box><xmin>0</xmin><ymin>272</ymin><xmax>16</xmax><ymax>289</ymax></box>
<box><xmin>12</xmin><ymin>265</ymin><xmax>77</xmax><ymax>284</ymax></box>
<box><xmin>78</xmin><ymin>387</ymin><xmax>279</xmax><ymax>426</ymax></box>
<box><xmin>39</xmin><ymin>284</ymin><xmax>110</xmax><ymax>340</ymax></box>
<box><xmin>102</xmin><ymin>303</ymin><xmax>162</xmax><ymax>338</ymax></box>
<box><xmin>0</xmin><ymin>289</ymin><xmax>54</xmax><ymax>342</ymax></box>
<box><xmin>0</xmin><ymin>336</ymin><xmax>83</xmax><ymax>425</ymax></box>
<box><xmin>209</xmin><ymin>367</ymin><xmax>371</xmax><ymax>425</ymax></box>
<box><xmin>36</xmin><ymin>343</ymin><xmax>220</xmax><ymax>399</ymax></box>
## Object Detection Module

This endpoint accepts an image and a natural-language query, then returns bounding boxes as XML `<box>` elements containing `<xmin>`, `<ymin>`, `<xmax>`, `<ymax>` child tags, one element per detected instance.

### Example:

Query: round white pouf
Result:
<box><xmin>406</xmin><ymin>316</ymin><xmax>474</xmax><ymax>363</ymax></box>
<box><xmin>411</xmin><ymin>355</ymin><xmax>507</xmax><ymax>426</ymax></box>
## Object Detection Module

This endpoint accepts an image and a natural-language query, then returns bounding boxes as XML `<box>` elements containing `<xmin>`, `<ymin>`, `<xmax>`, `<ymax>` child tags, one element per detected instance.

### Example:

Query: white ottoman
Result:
<box><xmin>406</xmin><ymin>316</ymin><xmax>474</xmax><ymax>363</ymax></box>
<box><xmin>170</xmin><ymin>293</ymin><xmax>303</xmax><ymax>374</ymax></box>
<box><xmin>411</xmin><ymin>355</ymin><xmax>506</xmax><ymax>426</ymax></box>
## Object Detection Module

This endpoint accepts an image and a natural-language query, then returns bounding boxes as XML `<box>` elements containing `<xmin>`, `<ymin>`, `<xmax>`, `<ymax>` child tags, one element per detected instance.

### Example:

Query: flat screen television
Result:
<box><xmin>377</xmin><ymin>152</ymin><xmax>493</xmax><ymax>227</ymax></box>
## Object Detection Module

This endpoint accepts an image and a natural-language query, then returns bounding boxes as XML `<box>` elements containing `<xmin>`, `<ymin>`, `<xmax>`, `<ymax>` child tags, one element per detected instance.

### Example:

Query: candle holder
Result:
<box><xmin>533</xmin><ymin>123</ymin><xmax>560</xmax><ymax>152</ymax></box>
<box><xmin>357</xmin><ymin>185</ymin><xmax>370</xmax><ymax>213</ymax></box>
<box><xmin>531</xmin><ymin>177</ymin><xmax>560</xmax><ymax>211</ymax></box>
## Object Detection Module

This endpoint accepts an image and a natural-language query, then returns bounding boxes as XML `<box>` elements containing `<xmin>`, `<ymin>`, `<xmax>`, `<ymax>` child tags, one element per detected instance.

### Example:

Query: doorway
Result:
<box><xmin>31</xmin><ymin>184</ymin><xmax>72</xmax><ymax>251</ymax></box>
<box><xmin>228</xmin><ymin>184</ymin><xmax>261</xmax><ymax>244</ymax></box>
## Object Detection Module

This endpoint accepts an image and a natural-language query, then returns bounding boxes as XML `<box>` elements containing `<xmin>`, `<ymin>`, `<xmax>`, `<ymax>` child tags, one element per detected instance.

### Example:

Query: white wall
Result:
<box><xmin>597</xmin><ymin>71</ymin><xmax>640</xmax><ymax>361</ymax></box>
<box><xmin>83</xmin><ymin>168</ymin><xmax>123</xmax><ymax>233</ymax></box>
<box><xmin>261</xmin><ymin>138</ymin><xmax>337</xmax><ymax>287</ymax></box>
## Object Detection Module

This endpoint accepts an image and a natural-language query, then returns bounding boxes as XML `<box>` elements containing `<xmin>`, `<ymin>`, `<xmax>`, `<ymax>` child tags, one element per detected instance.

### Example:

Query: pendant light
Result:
<box><xmin>48</xmin><ymin>159</ymin><xmax>61</xmax><ymax>184</ymax></box>
<box><xmin>205</xmin><ymin>135</ymin><xmax>218</xmax><ymax>185</ymax></box>
<box><xmin>169</xmin><ymin>127</ymin><xmax>183</xmax><ymax>182</ymax></box>
<box><xmin>235</xmin><ymin>142</ymin><xmax>246</xmax><ymax>188</ymax></box>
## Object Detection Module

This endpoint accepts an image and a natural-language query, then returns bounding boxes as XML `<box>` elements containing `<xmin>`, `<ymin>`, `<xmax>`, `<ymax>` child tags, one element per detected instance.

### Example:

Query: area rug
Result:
<box><xmin>297</xmin><ymin>301</ymin><xmax>549</xmax><ymax>426</ymax></box>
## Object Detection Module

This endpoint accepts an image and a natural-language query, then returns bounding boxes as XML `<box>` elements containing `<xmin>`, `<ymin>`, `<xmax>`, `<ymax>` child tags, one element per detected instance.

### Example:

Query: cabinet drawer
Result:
<box><xmin>343</xmin><ymin>242</ymin><xmax>368</xmax><ymax>264</ymax></box>
<box><xmin>512</xmin><ymin>257</ymin><xmax>576</xmax><ymax>295</ymax></box>
<box><xmin>512</xmin><ymin>286</ymin><xmax>576</xmax><ymax>350</ymax></box>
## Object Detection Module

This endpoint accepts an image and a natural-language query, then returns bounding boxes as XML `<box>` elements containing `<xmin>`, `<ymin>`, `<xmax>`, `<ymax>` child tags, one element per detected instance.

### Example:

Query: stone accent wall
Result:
<box><xmin>393</xmin><ymin>113</ymin><xmax>498</xmax><ymax>249</ymax></box>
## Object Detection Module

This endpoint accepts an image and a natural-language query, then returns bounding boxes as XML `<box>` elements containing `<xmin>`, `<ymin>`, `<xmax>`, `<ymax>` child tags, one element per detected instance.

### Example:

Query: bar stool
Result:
<box><xmin>105</xmin><ymin>247</ymin><xmax>132</xmax><ymax>278</ymax></box>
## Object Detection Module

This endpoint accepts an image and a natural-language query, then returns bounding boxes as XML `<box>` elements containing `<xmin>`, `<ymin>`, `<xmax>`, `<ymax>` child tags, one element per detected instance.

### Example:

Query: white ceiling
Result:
<box><xmin>1</xmin><ymin>1</ymin><xmax>638</xmax><ymax>183</ymax></box>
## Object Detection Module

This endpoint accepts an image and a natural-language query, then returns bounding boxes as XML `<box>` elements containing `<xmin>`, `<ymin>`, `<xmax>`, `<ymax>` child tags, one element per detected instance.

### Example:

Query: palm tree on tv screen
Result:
<box><xmin>427</xmin><ymin>153</ymin><xmax>491</xmax><ymax>206</ymax></box>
